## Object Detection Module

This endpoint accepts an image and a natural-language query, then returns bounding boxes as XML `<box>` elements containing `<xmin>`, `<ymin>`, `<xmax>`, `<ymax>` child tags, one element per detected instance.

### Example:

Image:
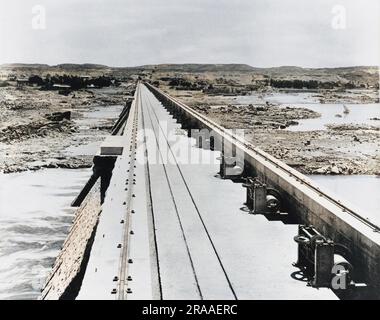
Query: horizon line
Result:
<box><xmin>1</xmin><ymin>62</ymin><xmax>379</xmax><ymax>70</ymax></box>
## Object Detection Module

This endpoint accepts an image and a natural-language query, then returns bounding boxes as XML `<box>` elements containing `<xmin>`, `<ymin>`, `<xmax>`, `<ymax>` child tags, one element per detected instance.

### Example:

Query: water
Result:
<box><xmin>232</xmin><ymin>91</ymin><xmax>320</xmax><ymax>105</ymax></box>
<box><xmin>309</xmin><ymin>175</ymin><xmax>380</xmax><ymax>226</ymax></box>
<box><xmin>287</xmin><ymin>103</ymin><xmax>380</xmax><ymax>131</ymax></box>
<box><xmin>232</xmin><ymin>91</ymin><xmax>380</xmax><ymax>131</ymax></box>
<box><xmin>0</xmin><ymin>169</ymin><xmax>91</xmax><ymax>300</ymax></box>
<box><xmin>64</xmin><ymin>139</ymin><xmax>104</xmax><ymax>156</ymax></box>
<box><xmin>65</xmin><ymin>104</ymin><xmax>124</xmax><ymax>156</ymax></box>
<box><xmin>74</xmin><ymin>104</ymin><xmax>124</xmax><ymax>130</ymax></box>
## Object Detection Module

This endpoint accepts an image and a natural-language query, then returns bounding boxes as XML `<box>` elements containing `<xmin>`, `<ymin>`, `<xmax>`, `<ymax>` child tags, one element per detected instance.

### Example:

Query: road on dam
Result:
<box><xmin>66</xmin><ymin>84</ymin><xmax>335</xmax><ymax>300</ymax></box>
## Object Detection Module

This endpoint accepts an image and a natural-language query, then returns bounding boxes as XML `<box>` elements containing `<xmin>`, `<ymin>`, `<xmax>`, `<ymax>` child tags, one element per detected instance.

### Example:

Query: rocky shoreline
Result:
<box><xmin>0</xmin><ymin>83</ymin><xmax>135</xmax><ymax>174</ymax></box>
<box><xmin>167</xmin><ymin>87</ymin><xmax>380</xmax><ymax>176</ymax></box>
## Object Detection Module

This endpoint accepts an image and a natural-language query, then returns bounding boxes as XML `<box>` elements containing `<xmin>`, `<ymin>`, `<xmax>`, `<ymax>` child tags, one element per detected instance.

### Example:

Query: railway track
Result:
<box><xmin>142</xmin><ymin>87</ymin><xmax>238</xmax><ymax>300</ymax></box>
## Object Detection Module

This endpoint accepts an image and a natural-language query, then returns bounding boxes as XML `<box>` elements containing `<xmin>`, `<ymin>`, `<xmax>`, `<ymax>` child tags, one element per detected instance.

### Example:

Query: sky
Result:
<box><xmin>0</xmin><ymin>0</ymin><xmax>379</xmax><ymax>68</ymax></box>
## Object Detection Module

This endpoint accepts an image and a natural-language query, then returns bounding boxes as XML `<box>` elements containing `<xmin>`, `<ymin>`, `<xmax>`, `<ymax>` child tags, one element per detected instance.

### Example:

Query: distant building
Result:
<box><xmin>52</xmin><ymin>84</ymin><xmax>71</xmax><ymax>89</ymax></box>
<box><xmin>52</xmin><ymin>84</ymin><xmax>72</xmax><ymax>95</ymax></box>
<box><xmin>16</xmin><ymin>78</ymin><xmax>29</xmax><ymax>87</ymax></box>
<box><xmin>7</xmin><ymin>74</ymin><xmax>17</xmax><ymax>81</ymax></box>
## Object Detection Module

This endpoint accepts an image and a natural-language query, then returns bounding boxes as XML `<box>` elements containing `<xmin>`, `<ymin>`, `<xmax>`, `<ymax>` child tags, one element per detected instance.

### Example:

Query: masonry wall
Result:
<box><xmin>41</xmin><ymin>180</ymin><xmax>102</xmax><ymax>300</ymax></box>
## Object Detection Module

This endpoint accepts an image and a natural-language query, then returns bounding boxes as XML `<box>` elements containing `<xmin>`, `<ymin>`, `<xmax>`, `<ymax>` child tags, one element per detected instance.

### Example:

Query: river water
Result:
<box><xmin>309</xmin><ymin>175</ymin><xmax>380</xmax><ymax>226</ymax></box>
<box><xmin>287</xmin><ymin>103</ymin><xmax>380</xmax><ymax>131</ymax></box>
<box><xmin>233</xmin><ymin>91</ymin><xmax>380</xmax><ymax>131</ymax></box>
<box><xmin>0</xmin><ymin>169</ymin><xmax>91</xmax><ymax>299</ymax></box>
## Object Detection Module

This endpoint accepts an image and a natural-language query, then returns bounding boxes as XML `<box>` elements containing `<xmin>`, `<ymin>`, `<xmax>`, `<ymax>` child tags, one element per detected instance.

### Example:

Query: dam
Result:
<box><xmin>40</xmin><ymin>83</ymin><xmax>380</xmax><ymax>300</ymax></box>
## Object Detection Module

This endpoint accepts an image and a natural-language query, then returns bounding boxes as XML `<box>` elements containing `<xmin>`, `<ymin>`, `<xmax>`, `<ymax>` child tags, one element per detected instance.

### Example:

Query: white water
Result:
<box><xmin>0</xmin><ymin>169</ymin><xmax>91</xmax><ymax>299</ymax></box>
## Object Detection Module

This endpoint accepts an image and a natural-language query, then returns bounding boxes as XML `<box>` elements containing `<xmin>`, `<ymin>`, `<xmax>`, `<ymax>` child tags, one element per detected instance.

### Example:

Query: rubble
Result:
<box><xmin>45</xmin><ymin>111</ymin><xmax>71</xmax><ymax>121</ymax></box>
<box><xmin>0</xmin><ymin>119</ymin><xmax>74</xmax><ymax>143</ymax></box>
<box><xmin>192</xmin><ymin>104</ymin><xmax>320</xmax><ymax>130</ymax></box>
<box><xmin>172</xmin><ymin>89</ymin><xmax>380</xmax><ymax>176</ymax></box>
<box><xmin>0</xmin><ymin>81</ymin><xmax>135</xmax><ymax>174</ymax></box>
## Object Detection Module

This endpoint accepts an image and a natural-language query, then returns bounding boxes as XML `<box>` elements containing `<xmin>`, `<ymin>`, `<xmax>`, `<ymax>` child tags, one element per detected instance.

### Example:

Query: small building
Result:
<box><xmin>16</xmin><ymin>79</ymin><xmax>29</xmax><ymax>87</ymax></box>
<box><xmin>7</xmin><ymin>74</ymin><xmax>17</xmax><ymax>81</ymax></box>
<box><xmin>52</xmin><ymin>84</ymin><xmax>71</xmax><ymax>89</ymax></box>
<box><xmin>52</xmin><ymin>84</ymin><xmax>72</xmax><ymax>95</ymax></box>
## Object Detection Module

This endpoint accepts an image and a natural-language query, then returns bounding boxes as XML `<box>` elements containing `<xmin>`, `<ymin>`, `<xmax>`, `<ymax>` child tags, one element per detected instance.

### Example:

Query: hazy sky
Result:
<box><xmin>0</xmin><ymin>0</ymin><xmax>379</xmax><ymax>67</ymax></box>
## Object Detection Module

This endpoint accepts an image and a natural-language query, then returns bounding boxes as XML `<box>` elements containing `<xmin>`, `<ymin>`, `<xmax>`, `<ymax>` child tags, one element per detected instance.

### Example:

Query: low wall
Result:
<box><xmin>41</xmin><ymin>180</ymin><xmax>102</xmax><ymax>300</ymax></box>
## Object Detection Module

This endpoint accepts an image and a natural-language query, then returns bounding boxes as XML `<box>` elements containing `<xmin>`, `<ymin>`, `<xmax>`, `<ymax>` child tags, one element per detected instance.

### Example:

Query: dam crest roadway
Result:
<box><xmin>41</xmin><ymin>83</ymin><xmax>380</xmax><ymax>300</ymax></box>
